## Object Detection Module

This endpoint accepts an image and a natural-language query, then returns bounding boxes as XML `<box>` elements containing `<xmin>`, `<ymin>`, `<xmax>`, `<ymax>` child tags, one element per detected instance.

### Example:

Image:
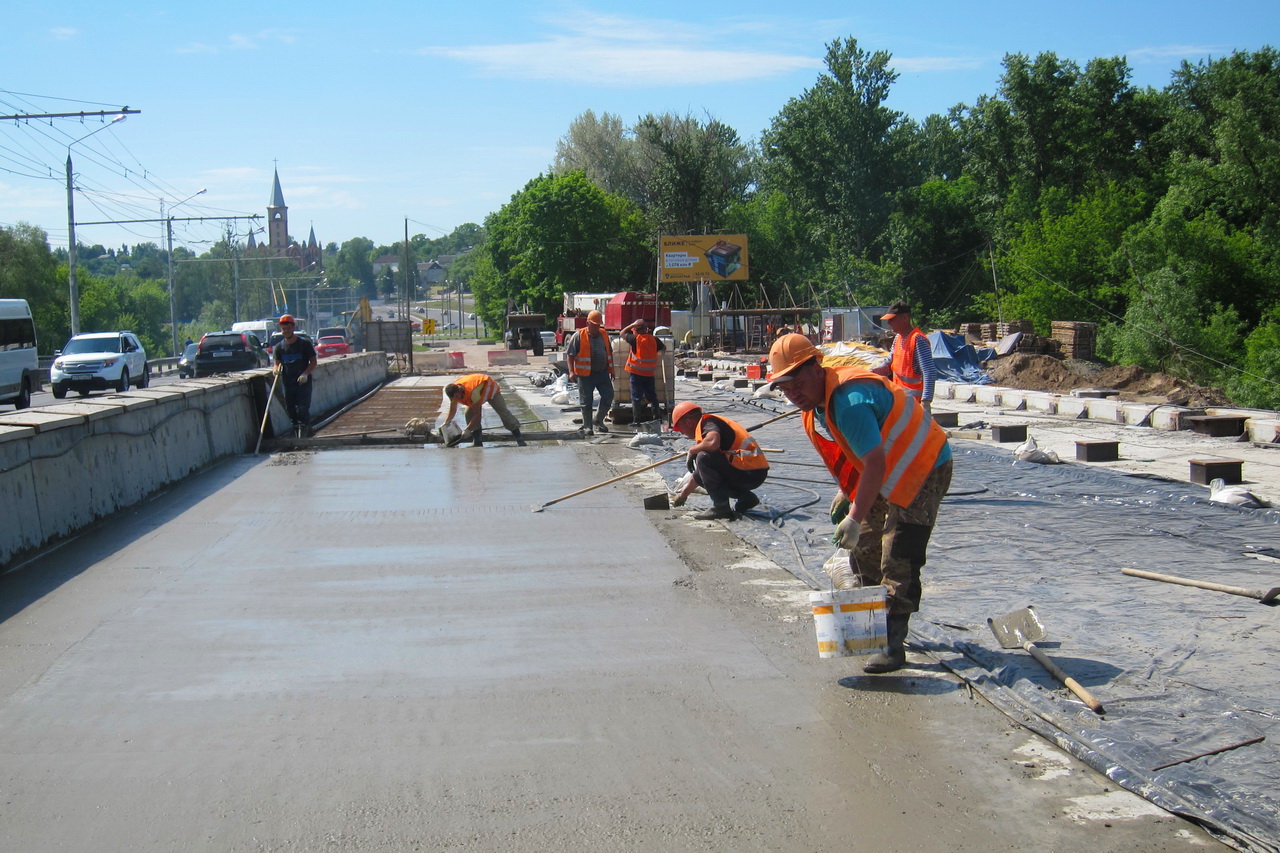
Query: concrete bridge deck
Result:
<box><xmin>0</xmin><ymin>440</ymin><xmax>1216</xmax><ymax>851</ymax></box>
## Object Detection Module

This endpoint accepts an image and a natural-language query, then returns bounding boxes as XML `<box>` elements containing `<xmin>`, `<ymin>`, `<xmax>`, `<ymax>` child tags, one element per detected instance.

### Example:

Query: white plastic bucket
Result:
<box><xmin>810</xmin><ymin>586</ymin><xmax>888</xmax><ymax>658</ymax></box>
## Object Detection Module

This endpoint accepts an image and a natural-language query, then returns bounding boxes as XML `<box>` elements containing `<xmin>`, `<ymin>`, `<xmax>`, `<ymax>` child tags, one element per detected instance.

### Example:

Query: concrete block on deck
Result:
<box><xmin>1189</xmin><ymin>457</ymin><xmax>1244</xmax><ymax>485</ymax></box>
<box><xmin>933</xmin><ymin>382</ymin><xmax>955</xmax><ymax>400</ymax></box>
<box><xmin>486</xmin><ymin>350</ymin><xmax>528</xmax><ymax>366</ymax></box>
<box><xmin>1056</xmin><ymin>396</ymin><xmax>1089</xmax><ymax>419</ymax></box>
<box><xmin>950</xmin><ymin>384</ymin><xmax>977</xmax><ymax>403</ymax></box>
<box><xmin>416</xmin><ymin>352</ymin><xmax>451</xmax><ymax>370</ymax></box>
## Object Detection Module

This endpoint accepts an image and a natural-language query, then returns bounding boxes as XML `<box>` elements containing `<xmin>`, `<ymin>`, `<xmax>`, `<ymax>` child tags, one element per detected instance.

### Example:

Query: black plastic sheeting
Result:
<box><xmin>645</xmin><ymin>390</ymin><xmax>1279</xmax><ymax>852</ymax></box>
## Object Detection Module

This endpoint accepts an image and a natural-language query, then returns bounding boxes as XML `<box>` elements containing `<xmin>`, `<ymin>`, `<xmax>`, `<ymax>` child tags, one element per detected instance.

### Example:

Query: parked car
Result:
<box><xmin>539</xmin><ymin>330</ymin><xmax>557</xmax><ymax>351</ymax></box>
<box><xmin>0</xmin><ymin>298</ymin><xmax>39</xmax><ymax>409</ymax></box>
<box><xmin>51</xmin><ymin>331</ymin><xmax>148</xmax><ymax>398</ymax></box>
<box><xmin>195</xmin><ymin>331</ymin><xmax>269</xmax><ymax>377</ymax></box>
<box><xmin>315</xmin><ymin>335</ymin><xmax>351</xmax><ymax>358</ymax></box>
<box><xmin>178</xmin><ymin>342</ymin><xmax>199</xmax><ymax>378</ymax></box>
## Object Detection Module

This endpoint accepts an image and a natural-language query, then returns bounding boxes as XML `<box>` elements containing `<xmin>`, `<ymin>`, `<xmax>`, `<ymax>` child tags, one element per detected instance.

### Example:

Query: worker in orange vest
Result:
<box><xmin>669</xmin><ymin>401</ymin><xmax>770</xmax><ymax>520</ymax></box>
<box><xmin>767</xmin><ymin>333</ymin><xmax>951</xmax><ymax>673</ymax></box>
<box><xmin>564</xmin><ymin>310</ymin><xmax>614</xmax><ymax>435</ymax></box>
<box><xmin>622</xmin><ymin>318</ymin><xmax>665</xmax><ymax>422</ymax></box>
<box><xmin>874</xmin><ymin>301</ymin><xmax>936</xmax><ymax>415</ymax></box>
<box><xmin>442</xmin><ymin>373</ymin><xmax>527</xmax><ymax>447</ymax></box>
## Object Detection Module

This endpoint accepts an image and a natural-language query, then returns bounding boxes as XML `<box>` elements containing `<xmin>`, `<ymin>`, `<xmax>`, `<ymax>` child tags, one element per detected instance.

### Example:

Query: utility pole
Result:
<box><xmin>165</xmin><ymin>190</ymin><xmax>206</xmax><ymax>357</ymax></box>
<box><xmin>64</xmin><ymin>114</ymin><xmax>129</xmax><ymax>334</ymax></box>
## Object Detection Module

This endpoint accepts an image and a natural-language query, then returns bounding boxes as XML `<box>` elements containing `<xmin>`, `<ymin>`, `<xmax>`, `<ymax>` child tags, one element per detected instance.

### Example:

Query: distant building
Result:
<box><xmin>249</xmin><ymin>168</ymin><xmax>321</xmax><ymax>271</ymax></box>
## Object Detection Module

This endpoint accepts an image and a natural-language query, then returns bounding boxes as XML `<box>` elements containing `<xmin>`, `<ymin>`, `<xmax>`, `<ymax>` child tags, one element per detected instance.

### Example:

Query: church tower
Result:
<box><xmin>267</xmin><ymin>168</ymin><xmax>289</xmax><ymax>252</ymax></box>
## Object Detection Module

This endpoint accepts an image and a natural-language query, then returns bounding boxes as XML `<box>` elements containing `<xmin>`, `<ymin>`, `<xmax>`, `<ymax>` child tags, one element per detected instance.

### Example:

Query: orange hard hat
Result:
<box><xmin>670</xmin><ymin>400</ymin><xmax>702</xmax><ymax>428</ymax></box>
<box><xmin>278</xmin><ymin>314</ymin><xmax>295</xmax><ymax>324</ymax></box>
<box><xmin>767</xmin><ymin>333</ymin><xmax>821</xmax><ymax>383</ymax></box>
<box><xmin>587</xmin><ymin>310</ymin><xmax>604</xmax><ymax>325</ymax></box>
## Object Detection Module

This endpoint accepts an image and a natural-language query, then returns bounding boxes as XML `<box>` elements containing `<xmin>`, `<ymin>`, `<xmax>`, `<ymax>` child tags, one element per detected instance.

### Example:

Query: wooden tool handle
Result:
<box><xmin>537</xmin><ymin>453</ymin><xmax>683</xmax><ymax>510</ymax></box>
<box><xmin>1122</xmin><ymin>567</ymin><xmax>1261</xmax><ymax>600</ymax></box>
<box><xmin>1024</xmin><ymin>642</ymin><xmax>1105</xmax><ymax>714</ymax></box>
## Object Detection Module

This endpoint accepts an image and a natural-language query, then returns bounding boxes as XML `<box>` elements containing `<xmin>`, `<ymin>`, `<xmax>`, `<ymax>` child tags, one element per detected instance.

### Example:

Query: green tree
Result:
<box><xmin>760</xmin><ymin>37</ymin><xmax>916</xmax><ymax>259</ymax></box>
<box><xmin>480</xmin><ymin>172</ymin><xmax>650</xmax><ymax>328</ymax></box>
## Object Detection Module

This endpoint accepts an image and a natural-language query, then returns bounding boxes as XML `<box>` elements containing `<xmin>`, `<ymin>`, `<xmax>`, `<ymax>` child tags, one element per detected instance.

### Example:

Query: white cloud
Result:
<box><xmin>894</xmin><ymin>56</ymin><xmax>988</xmax><ymax>73</ymax></box>
<box><xmin>419</xmin><ymin>12</ymin><xmax>821</xmax><ymax>86</ymax></box>
<box><xmin>50</xmin><ymin>28</ymin><xmax>77</xmax><ymax>40</ymax></box>
<box><xmin>175</xmin><ymin>29</ymin><xmax>297</xmax><ymax>55</ymax></box>
<box><xmin>1125</xmin><ymin>44</ymin><xmax>1231</xmax><ymax>62</ymax></box>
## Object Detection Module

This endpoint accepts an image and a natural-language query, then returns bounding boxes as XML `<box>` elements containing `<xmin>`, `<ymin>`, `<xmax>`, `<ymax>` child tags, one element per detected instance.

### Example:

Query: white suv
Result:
<box><xmin>51</xmin><ymin>332</ymin><xmax>148</xmax><ymax>398</ymax></box>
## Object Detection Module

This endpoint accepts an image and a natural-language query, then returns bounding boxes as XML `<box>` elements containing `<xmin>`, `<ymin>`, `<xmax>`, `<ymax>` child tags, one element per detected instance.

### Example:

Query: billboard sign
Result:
<box><xmin>660</xmin><ymin>235</ymin><xmax>749</xmax><ymax>282</ymax></box>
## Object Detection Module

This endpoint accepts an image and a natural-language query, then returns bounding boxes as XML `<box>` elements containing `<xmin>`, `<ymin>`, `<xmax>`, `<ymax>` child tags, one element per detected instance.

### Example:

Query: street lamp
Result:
<box><xmin>165</xmin><ymin>188</ymin><xmax>207</xmax><ymax>356</ymax></box>
<box><xmin>65</xmin><ymin>114</ymin><xmax>126</xmax><ymax>335</ymax></box>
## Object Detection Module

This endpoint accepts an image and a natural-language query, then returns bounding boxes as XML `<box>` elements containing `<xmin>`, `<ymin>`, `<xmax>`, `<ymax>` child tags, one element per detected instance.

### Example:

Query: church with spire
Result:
<box><xmin>247</xmin><ymin>167</ymin><xmax>321</xmax><ymax>271</ymax></box>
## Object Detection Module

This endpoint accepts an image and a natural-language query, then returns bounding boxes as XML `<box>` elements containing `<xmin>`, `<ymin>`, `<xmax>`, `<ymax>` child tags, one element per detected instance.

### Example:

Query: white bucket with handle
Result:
<box><xmin>810</xmin><ymin>586</ymin><xmax>888</xmax><ymax>658</ymax></box>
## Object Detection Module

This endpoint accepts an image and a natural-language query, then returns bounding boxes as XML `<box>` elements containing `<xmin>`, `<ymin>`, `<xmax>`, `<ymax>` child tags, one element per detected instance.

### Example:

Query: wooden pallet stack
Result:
<box><xmin>1051</xmin><ymin>321</ymin><xmax>1097</xmax><ymax>360</ymax></box>
<box><xmin>996</xmin><ymin>319</ymin><xmax>1036</xmax><ymax>337</ymax></box>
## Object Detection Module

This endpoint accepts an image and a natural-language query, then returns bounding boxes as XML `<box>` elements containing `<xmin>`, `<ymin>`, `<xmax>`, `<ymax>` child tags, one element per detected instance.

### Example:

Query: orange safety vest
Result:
<box><xmin>568</xmin><ymin>327</ymin><xmax>611</xmax><ymax>377</ymax></box>
<box><xmin>890</xmin><ymin>327</ymin><xmax>926</xmax><ymax>396</ymax></box>
<box><xmin>456</xmin><ymin>373</ymin><xmax>498</xmax><ymax>407</ymax></box>
<box><xmin>695</xmin><ymin>415</ymin><xmax>769</xmax><ymax>472</ymax></box>
<box><xmin>803</xmin><ymin>365</ymin><xmax>947</xmax><ymax>507</ymax></box>
<box><xmin>625</xmin><ymin>333</ymin><xmax>659</xmax><ymax>376</ymax></box>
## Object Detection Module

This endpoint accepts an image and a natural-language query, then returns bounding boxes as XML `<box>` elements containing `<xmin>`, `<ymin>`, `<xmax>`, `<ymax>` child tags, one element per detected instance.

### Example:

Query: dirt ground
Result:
<box><xmin>984</xmin><ymin>353</ymin><xmax>1231</xmax><ymax>407</ymax></box>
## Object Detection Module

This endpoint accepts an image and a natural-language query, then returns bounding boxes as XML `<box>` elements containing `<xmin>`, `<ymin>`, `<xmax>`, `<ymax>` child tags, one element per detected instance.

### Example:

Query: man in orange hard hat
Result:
<box><xmin>564</xmin><ymin>310</ymin><xmax>614</xmax><ymax>436</ymax></box>
<box><xmin>273</xmin><ymin>313</ymin><xmax>317</xmax><ymax>438</ymax></box>
<box><xmin>767</xmin><ymin>333</ymin><xmax>952</xmax><ymax>673</ymax></box>
<box><xmin>669</xmin><ymin>401</ymin><xmax>769</xmax><ymax>520</ymax></box>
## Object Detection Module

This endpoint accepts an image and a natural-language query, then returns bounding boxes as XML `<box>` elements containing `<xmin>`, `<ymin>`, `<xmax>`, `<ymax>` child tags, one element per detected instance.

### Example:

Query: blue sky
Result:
<box><xmin>2</xmin><ymin>1</ymin><xmax>1276</xmax><ymax>256</ymax></box>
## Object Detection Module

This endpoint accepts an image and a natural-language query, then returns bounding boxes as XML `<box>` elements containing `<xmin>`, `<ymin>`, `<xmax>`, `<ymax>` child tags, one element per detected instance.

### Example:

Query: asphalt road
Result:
<box><xmin>0</xmin><ymin>442</ymin><xmax>1221</xmax><ymax>851</ymax></box>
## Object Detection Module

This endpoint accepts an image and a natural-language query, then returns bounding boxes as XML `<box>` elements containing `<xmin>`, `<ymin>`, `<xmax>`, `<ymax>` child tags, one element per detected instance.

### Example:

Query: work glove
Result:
<box><xmin>832</xmin><ymin>515</ymin><xmax>861</xmax><ymax>551</ymax></box>
<box><xmin>297</xmin><ymin>374</ymin><xmax>309</xmax><ymax>385</ymax></box>
<box><xmin>672</xmin><ymin>494</ymin><xmax>687</xmax><ymax>508</ymax></box>
<box><xmin>829</xmin><ymin>491</ymin><xmax>850</xmax><ymax>525</ymax></box>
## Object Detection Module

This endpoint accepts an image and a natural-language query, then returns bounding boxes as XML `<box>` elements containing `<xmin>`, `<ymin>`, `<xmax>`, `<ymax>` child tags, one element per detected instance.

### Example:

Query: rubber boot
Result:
<box><xmin>580</xmin><ymin>405</ymin><xmax>594</xmax><ymax>436</ymax></box>
<box><xmin>512</xmin><ymin>429</ymin><xmax>527</xmax><ymax>447</ymax></box>
<box><xmin>471</xmin><ymin>428</ymin><xmax>484</xmax><ymax>447</ymax></box>
<box><xmin>593</xmin><ymin>414</ymin><xmax>609</xmax><ymax>434</ymax></box>
<box><xmin>694</xmin><ymin>501</ymin><xmax>735</xmax><ymax>521</ymax></box>
<box><xmin>863</xmin><ymin>613</ymin><xmax>910</xmax><ymax>674</ymax></box>
<box><xmin>734</xmin><ymin>492</ymin><xmax>760</xmax><ymax>514</ymax></box>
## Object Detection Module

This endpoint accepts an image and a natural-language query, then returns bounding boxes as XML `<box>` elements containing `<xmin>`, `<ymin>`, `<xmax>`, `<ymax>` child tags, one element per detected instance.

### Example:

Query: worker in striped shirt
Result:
<box><xmin>874</xmin><ymin>301</ymin><xmax>936</xmax><ymax>415</ymax></box>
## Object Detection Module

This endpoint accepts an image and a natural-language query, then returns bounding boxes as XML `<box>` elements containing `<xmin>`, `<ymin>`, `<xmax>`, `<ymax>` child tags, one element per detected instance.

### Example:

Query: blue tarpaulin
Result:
<box><xmin>927</xmin><ymin>330</ymin><xmax>994</xmax><ymax>385</ymax></box>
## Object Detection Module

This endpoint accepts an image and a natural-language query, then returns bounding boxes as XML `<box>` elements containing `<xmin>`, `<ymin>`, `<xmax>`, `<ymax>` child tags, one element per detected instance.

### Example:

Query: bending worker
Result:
<box><xmin>873</xmin><ymin>300</ymin><xmax>936</xmax><ymax>414</ymax></box>
<box><xmin>621</xmin><ymin>318</ymin><xmax>666</xmax><ymax>422</ymax></box>
<box><xmin>670</xmin><ymin>401</ymin><xmax>769</xmax><ymax>521</ymax></box>
<box><xmin>442</xmin><ymin>373</ymin><xmax>527</xmax><ymax>447</ymax></box>
<box><xmin>564</xmin><ymin>310</ymin><xmax>614</xmax><ymax>435</ymax></box>
<box><xmin>767</xmin><ymin>333</ymin><xmax>952</xmax><ymax>674</ymax></box>
<box><xmin>273</xmin><ymin>313</ymin><xmax>317</xmax><ymax>438</ymax></box>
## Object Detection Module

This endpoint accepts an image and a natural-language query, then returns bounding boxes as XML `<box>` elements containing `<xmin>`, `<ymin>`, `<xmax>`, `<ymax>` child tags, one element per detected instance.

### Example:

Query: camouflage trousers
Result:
<box><xmin>849</xmin><ymin>460</ymin><xmax>953</xmax><ymax>615</ymax></box>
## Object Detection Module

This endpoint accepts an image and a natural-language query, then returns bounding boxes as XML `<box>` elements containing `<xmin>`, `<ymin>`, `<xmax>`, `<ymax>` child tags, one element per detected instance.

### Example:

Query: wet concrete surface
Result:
<box><xmin>0</xmin><ymin>438</ymin><xmax>1221</xmax><ymax>850</ymax></box>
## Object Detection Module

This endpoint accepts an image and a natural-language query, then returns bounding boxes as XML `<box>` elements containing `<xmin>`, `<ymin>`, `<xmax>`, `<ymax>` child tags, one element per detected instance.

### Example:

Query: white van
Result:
<box><xmin>0</xmin><ymin>299</ymin><xmax>39</xmax><ymax>409</ymax></box>
<box><xmin>231</xmin><ymin>319</ymin><xmax>279</xmax><ymax>342</ymax></box>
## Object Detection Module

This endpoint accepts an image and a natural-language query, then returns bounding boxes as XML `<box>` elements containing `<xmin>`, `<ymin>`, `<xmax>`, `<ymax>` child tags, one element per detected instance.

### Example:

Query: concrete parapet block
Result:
<box><xmin>487</xmin><ymin>350</ymin><xmax>528</xmax><ymax>366</ymax></box>
<box><xmin>1121</xmin><ymin>403</ymin><xmax>1159</xmax><ymax>426</ymax></box>
<box><xmin>1023</xmin><ymin>392</ymin><xmax>1057</xmax><ymax>414</ymax></box>
<box><xmin>1148</xmin><ymin>407</ymin><xmax>1194</xmax><ymax>431</ymax></box>
<box><xmin>933</xmin><ymin>382</ymin><xmax>955</xmax><ymax>400</ymax></box>
<box><xmin>1246</xmin><ymin>417</ymin><xmax>1280</xmax><ymax>443</ymax></box>
<box><xmin>950</xmin><ymin>384</ymin><xmax>977</xmax><ymax>403</ymax></box>
<box><xmin>1056</xmin><ymin>396</ymin><xmax>1089</xmax><ymax>419</ymax></box>
<box><xmin>999</xmin><ymin>389</ymin><xmax>1029</xmax><ymax>410</ymax></box>
<box><xmin>1084</xmin><ymin>397</ymin><xmax>1125</xmax><ymax>423</ymax></box>
<box><xmin>973</xmin><ymin>385</ymin><xmax>1003</xmax><ymax>405</ymax></box>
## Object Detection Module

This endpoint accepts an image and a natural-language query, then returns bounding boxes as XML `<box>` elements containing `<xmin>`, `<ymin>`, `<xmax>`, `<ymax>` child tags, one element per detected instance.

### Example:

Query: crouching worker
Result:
<box><xmin>442</xmin><ymin>373</ymin><xmax>527</xmax><ymax>447</ymax></box>
<box><xmin>766</xmin><ymin>333</ymin><xmax>952</xmax><ymax>674</ymax></box>
<box><xmin>669</xmin><ymin>401</ymin><xmax>769</xmax><ymax>520</ymax></box>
